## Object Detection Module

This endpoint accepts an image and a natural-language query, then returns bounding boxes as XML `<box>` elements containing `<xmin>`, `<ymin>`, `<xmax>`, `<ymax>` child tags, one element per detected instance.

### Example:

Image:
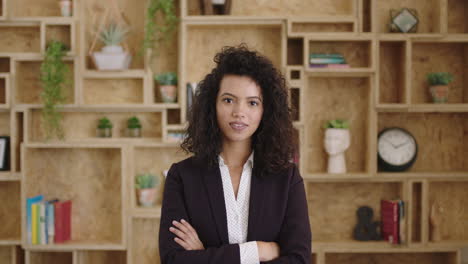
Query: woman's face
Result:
<box><xmin>216</xmin><ymin>75</ymin><xmax>264</xmax><ymax>145</ymax></box>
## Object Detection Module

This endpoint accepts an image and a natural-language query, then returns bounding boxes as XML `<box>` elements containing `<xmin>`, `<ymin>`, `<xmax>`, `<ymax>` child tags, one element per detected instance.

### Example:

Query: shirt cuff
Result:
<box><xmin>239</xmin><ymin>241</ymin><xmax>260</xmax><ymax>264</ymax></box>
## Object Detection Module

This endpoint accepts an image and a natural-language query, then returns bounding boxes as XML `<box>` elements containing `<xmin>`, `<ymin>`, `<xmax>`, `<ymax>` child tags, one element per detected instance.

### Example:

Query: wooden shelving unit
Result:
<box><xmin>0</xmin><ymin>0</ymin><xmax>466</xmax><ymax>263</ymax></box>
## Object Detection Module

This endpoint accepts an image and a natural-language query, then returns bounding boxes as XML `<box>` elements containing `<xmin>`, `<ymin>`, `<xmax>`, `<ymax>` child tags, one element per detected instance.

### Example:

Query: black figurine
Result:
<box><xmin>353</xmin><ymin>206</ymin><xmax>381</xmax><ymax>241</ymax></box>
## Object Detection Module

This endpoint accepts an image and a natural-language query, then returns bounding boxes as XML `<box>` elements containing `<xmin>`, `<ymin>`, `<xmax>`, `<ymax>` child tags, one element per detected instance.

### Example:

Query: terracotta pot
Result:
<box><xmin>159</xmin><ymin>85</ymin><xmax>177</xmax><ymax>103</ymax></box>
<box><xmin>137</xmin><ymin>188</ymin><xmax>157</xmax><ymax>207</ymax></box>
<box><xmin>429</xmin><ymin>85</ymin><xmax>449</xmax><ymax>103</ymax></box>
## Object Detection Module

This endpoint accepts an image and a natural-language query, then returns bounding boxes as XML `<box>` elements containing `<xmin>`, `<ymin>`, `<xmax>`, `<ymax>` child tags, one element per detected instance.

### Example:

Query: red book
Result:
<box><xmin>55</xmin><ymin>200</ymin><xmax>72</xmax><ymax>243</ymax></box>
<box><xmin>381</xmin><ymin>200</ymin><xmax>399</xmax><ymax>244</ymax></box>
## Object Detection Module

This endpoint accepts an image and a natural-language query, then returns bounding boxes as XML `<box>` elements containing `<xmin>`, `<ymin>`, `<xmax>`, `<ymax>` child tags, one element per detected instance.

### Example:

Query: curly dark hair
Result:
<box><xmin>181</xmin><ymin>44</ymin><xmax>296</xmax><ymax>178</ymax></box>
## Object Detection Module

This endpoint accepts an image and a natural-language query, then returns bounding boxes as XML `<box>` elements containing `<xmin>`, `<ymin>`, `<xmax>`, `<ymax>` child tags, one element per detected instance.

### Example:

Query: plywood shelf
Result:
<box><xmin>0</xmin><ymin>240</ymin><xmax>21</xmax><ymax>246</ymax></box>
<box><xmin>23</xmin><ymin>242</ymin><xmax>126</xmax><ymax>251</ymax></box>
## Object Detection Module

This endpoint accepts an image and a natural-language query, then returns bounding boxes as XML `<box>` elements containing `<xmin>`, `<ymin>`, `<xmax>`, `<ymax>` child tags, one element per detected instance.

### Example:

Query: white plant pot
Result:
<box><xmin>59</xmin><ymin>0</ymin><xmax>72</xmax><ymax>17</ymax></box>
<box><xmin>324</xmin><ymin>128</ymin><xmax>350</xmax><ymax>174</ymax></box>
<box><xmin>93</xmin><ymin>46</ymin><xmax>131</xmax><ymax>71</ymax></box>
<box><xmin>212</xmin><ymin>0</ymin><xmax>226</xmax><ymax>4</ymax></box>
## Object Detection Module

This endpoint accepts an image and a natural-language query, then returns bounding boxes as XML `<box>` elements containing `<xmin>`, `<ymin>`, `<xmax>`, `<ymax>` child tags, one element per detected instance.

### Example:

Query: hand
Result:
<box><xmin>257</xmin><ymin>241</ymin><xmax>280</xmax><ymax>262</ymax></box>
<box><xmin>169</xmin><ymin>219</ymin><xmax>205</xmax><ymax>250</ymax></box>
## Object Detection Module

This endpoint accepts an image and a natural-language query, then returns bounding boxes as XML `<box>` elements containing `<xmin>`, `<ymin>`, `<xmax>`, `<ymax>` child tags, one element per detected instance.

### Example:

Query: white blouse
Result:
<box><xmin>218</xmin><ymin>152</ymin><xmax>259</xmax><ymax>264</ymax></box>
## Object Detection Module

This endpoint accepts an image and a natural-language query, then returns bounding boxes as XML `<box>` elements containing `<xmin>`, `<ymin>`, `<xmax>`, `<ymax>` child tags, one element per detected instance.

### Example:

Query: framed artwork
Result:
<box><xmin>389</xmin><ymin>8</ymin><xmax>419</xmax><ymax>33</ymax></box>
<box><xmin>0</xmin><ymin>136</ymin><xmax>9</xmax><ymax>171</ymax></box>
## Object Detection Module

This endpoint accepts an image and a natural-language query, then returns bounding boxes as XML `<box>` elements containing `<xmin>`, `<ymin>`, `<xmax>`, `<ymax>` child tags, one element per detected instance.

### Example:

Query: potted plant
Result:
<box><xmin>127</xmin><ymin>116</ymin><xmax>142</xmax><ymax>137</ymax></box>
<box><xmin>92</xmin><ymin>23</ymin><xmax>131</xmax><ymax>71</ymax></box>
<box><xmin>135</xmin><ymin>173</ymin><xmax>159</xmax><ymax>207</ymax></box>
<box><xmin>141</xmin><ymin>0</ymin><xmax>178</xmax><ymax>57</ymax></box>
<box><xmin>427</xmin><ymin>72</ymin><xmax>454</xmax><ymax>103</ymax></box>
<box><xmin>155</xmin><ymin>72</ymin><xmax>177</xmax><ymax>103</ymax></box>
<box><xmin>40</xmin><ymin>40</ymin><xmax>70</xmax><ymax>140</ymax></box>
<box><xmin>97</xmin><ymin>117</ymin><xmax>113</xmax><ymax>138</ymax></box>
<box><xmin>59</xmin><ymin>0</ymin><xmax>72</xmax><ymax>16</ymax></box>
<box><xmin>323</xmin><ymin>119</ymin><xmax>350</xmax><ymax>174</ymax></box>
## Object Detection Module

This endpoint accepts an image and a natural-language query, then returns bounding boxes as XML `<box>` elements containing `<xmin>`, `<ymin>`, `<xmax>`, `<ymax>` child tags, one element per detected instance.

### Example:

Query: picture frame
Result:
<box><xmin>0</xmin><ymin>136</ymin><xmax>10</xmax><ymax>171</ymax></box>
<box><xmin>389</xmin><ymin>8</ymin><xmax>419</xmax><ymax>33</ymax></box>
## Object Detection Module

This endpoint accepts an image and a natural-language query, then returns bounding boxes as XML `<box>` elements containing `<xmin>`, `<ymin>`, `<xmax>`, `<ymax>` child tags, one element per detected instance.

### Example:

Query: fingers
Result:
<box><xmin>169</xmin><ymin>219</ymin><xmax>204</xmax><ymax>250</ymax></box>
<box><xmin>172</xmin><ymin>220</ymin><xmax>194</xmax><ymax>237</ymax></box>
<box><xmin>174</xmin><ymin>237</ymin><xmax>191</xmax><ymax>250</ymax></box>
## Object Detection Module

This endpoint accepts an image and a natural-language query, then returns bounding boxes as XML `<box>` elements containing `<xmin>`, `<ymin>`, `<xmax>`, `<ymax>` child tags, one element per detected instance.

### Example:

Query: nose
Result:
<box><xmin>232</xmin><ymin>101</ymin><xmax>246</xmax><ymax>118</ymax></box>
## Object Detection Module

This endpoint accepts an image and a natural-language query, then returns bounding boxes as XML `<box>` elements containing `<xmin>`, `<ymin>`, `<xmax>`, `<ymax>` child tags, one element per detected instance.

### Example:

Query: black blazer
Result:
<box><xmin>159</xmin><ymin>156</ymin><xmax>311</xmax><ymax>264</ymax></box>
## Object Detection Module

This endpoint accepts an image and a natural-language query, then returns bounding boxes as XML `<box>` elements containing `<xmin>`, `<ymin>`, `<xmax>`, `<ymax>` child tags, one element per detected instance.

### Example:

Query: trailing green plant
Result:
<box><xmin>141</xmin><ymin>0</ymin><xmax>178</xmax><ymax>56</ymax></box>
<box><xmin>97</xmin><ymin>117</ymin><xmax>113</xmax><ymax>129</ymax></box>
<box><xmin>427</xmin><ymin>72</ymin><xmax>454</xmax><ymax>86</ymax></box>
<box><xmin>127</xmin><ymin>116</ymin><xmax>142</xmax><ymax>129</ymax></box>
<box><xmin>40</xmin><ymin>40</ymin><xmax>70</xmax><ymax>140</ymax></box>
<box><xmin>99</xmin><ymin>23</ymin><xmax>129</xmax><ymax>46</ymax></box>
<box><xmin>323</xmin><ymin>119</ymin><xmax>349</xmax><ymax>129</ymax></box>
<box><xmin>155</xmin><ymin>72</ymin><xmax>177</xmax><ymax>85</ymax></box>
<box><xmin>135</xmin><ymin>173</ymin><xmax>159</xmax><ymax>189</ymax></box>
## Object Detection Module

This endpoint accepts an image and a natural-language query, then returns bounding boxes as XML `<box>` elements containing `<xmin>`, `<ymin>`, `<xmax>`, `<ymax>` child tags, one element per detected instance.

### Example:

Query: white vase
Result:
<box><xmin>93</xmin><ymin>45</ymin><xmax>132</xmax><ymax>71</ymax></box>
<box><xmin>324</xmin><ymin>128</ymin><xmax>350</xmax><ymax>174</ymax></box>
<box><xmin>59</xmin><ymin>0</ymin><xmax>72</xmax><ymax>17</ymax></box>
<box><xmin>212</xmin><ymin>0</ymin><xmax>226</xmax><ymax>4</ymax></box>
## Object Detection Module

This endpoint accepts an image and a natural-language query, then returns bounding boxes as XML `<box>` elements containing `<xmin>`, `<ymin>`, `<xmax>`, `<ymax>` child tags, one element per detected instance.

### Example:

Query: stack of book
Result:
<box><xmin>309</xmin><ymin>53</ymin><xmax>350</xmax><ymax>69</ymax></box>
<box><xmin>26</xmin><ymin>195</ymin><xmax>72</xmax><ymax>245</ymax></box>
<box><xmin>381</xmin><ymin>199</ymin><xmax>405</xmax><ymax>244</ymax></box>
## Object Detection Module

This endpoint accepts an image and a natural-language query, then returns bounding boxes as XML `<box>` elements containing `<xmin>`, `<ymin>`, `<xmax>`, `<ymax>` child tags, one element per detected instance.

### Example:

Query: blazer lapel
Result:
<box><xmin>203</xmin><ymin>165</ymin><xmax>229</xmax><ymax>245</ymax></box>
<box><xmin>247</xmin><ymin>173</ymin><xmax>266</xmax><ymax>241</ymax></box>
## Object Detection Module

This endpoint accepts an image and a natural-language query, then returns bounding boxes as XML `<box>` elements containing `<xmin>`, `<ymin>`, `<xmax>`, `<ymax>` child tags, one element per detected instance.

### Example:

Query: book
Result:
<box><xmin>399</xmin><ymin>200</ymin><xmax>406</xmax><ymax>244</ymax></box>
<box><xmin>381</xmin><ymin>199</ymin><xmax>399</xmax><ymax>244</ymax></box>
<box><xmin>46</xmin><ymin>199</ymin><xmax>58</xmax><ymax>244</ymax></box>
<box><xmin>31</xmin><ymin>203</ymin><xmax>38</xmax><ymax>245</ymax></box>
<box><xmin>310</xmin><ymin>58</ymin><xmax>346</xmax><ymax>64</ymax></box>
<box><xmin>309</xmin><ymin>63</ymin><xmax>350</xmax><ymax>69</ymax></box>
<box><xmin>310</xmin><ymin>53</ymin><xmax>344</xmax><ymax>59</ymax></box>
<box><xmin>26</xmin><ymin>195</ymin><xmax>43</xmax><ymax>244</ymax></box>
<box><xmin>55</xmin><ymin>200</ymin><xmax>72</xmax><ymax>243</ymax></box>
<box><xmin>39</xmin><ymin>202</ymin><xmax>46</xmax><ymax>245</ymax></box>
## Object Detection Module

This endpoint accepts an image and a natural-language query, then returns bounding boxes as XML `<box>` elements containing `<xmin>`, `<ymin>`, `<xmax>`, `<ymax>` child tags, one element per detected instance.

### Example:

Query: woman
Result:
<box><xmin>159</xmin><ymin>45</ymin><xmax>311</xmax><ymax>264</ymax></box>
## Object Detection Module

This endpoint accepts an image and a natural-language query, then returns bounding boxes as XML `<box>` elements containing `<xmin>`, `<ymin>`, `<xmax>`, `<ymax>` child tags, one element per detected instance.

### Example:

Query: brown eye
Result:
<box><xmin>223</xmin><ymin>98</ymin><xmax>233</xmax><ymax>103</ymax></box>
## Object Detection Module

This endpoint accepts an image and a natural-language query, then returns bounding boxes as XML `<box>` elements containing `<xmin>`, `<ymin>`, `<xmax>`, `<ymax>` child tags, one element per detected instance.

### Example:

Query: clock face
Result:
<box><xmin>378</xmin><ymin>128</ymin><xmax>417</xmax><ymax>166</ymax></box>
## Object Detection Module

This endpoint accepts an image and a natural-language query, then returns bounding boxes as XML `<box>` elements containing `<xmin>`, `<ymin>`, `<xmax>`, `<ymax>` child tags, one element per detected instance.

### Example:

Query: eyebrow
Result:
<box><xmin>220</xmin><ymin>92</ymin><xmax>263</xmax><ymax>101</ymax></box>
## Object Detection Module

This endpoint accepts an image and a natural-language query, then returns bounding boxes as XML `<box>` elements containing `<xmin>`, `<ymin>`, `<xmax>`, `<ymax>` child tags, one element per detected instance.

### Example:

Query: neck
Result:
<box><xmin>220</xmin><ymin>139</ymin><xmax>252</xmax><ymax>168</ymax></box>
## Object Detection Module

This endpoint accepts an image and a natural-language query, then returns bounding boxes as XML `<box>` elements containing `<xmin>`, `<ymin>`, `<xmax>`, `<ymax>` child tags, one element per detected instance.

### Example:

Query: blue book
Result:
<box><xmin>27</xmin><ymin>195</ymin><xmax>44</xmax><ymax>244</ymax></box>
<box><xmin>46</xmin><ymin>199</ymin><xmax>58</xmax><ymax>244</ymax></box>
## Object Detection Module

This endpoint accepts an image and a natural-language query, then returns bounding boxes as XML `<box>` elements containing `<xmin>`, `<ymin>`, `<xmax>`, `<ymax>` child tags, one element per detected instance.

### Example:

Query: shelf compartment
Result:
<box><xmin>377</xmin><ymin>113</ymin><xmax>468</xmax><ymax>172</ymax></box>
<box><xmin>83</xmin><ymin>78</ymin><xmax>144</xmax><ymax>105</ymax></box>
<box><xmin>289</xmin><ymin>18</ymin><xmax>354</xmax><ymax>34</ymax></box>
<box><xmin>410</xmin><ymin>181</ymin><xmax>422</xmax><ymax>243</ymax></box>
<box><xmin>0</xmin><ymin>25</ymin><xmax>41</xmax><ymax>53</ymax></box>
<box><xmin>375</xmin><ymin>0</ymin><xmax>442</xmax><ymax>34</ymax></box>
<box><xmin>428</xmin><ymin>180</ymin><xmax>468</xmax><ymax>243</ymax></box>
<box><xmin>129</xmin><ymin>218</ymin><xmax>160</xmax><ymax>264</ymax></box>
<box><xmin>22</xmin><ymin>146</ymin><xmax>124</xmax><ymax>247</ymax></box>
<box><xmin>12</xmin><ymin>0</ymin><xmax>68</xmax><ymax>17</ymax></box>
<box><xmin>132</xmin><ymin>146</ymin><xmax>188</xmax><ymax>210</ymax></box>
<box><xmin>411</xmin><ymin>41</ymin><xmax>468</xmax><ymax>104</ymax></box>
<box><xmin>324</xmin><ymin>251</ymin><xmax>458</xmax><ymax>264</ymax></box>
<box><xmin>0</xmin><ymin>0</ymin><xmax>4</xmax><ymax>19</ymax></box>
<box><xmin>0</xmin><ymin>182</ymin><xmax>21</xmax><ymax>241</ymax></box>
<box><xmin>186</xmin><ymin>0</ymin><xmax>354</xmax><ymax>17</ymax></box>
<box><xmin>0</xmin><ymin>246</ymin><xmax>12</xmax><ymax>264</ymax></box>
<box><xmin>304</xmin><ymin>77</ymin><xmax>370</xmax><ymax>174</ymax></box>
<box><xmin>308</xmin><ymin>40</ymin><xmax>372</xmax><ymax>69</ymax></box>
<box><xmin>361</xmin><ymin>0</ymin><xmax>372</xmax><ymax>32</ymax></box>
<box><xmin>0</xmin><ymin>74</ymin><xmax>8</xmax><ymax>106</ymax></box>
<box><xmin>13</xmin><ymin>111</ymin><xmax>24</xmax><ymax>173</ymax></box>
<box><xmin>307</xmin><ymin>180</ymin><xmax>404</xmax><ymax>243</ymax></box>
<box><xmin>287</xmin><ymin>38</ymin><xmax>304</xmax><ymax>66</ymax></box>
<box><xmin>28</xmin><ymin>251</ymin><xmax>73</xmax><ymax>264</ymax></box>
<box><xmin>448</xmin><ymin>0</ymin><xmax>468</xmax><ymax>34</ymax></box>
<box><xmin>185</xmin><ymin>24</ymin><xmax>282</xmax><ymax>82</ymax></box>
<box><xmin>76</xmin><ymin>250</ymin><xmax>126</xmax><ymax>264</ymax></box>
<box><xmin>28</xmin><ymin>109</ymin><xmax>163</xmax><ymax>142</ymax></box>
<box><xmin>0</xmin><ymin>57</ymin><xmax>10</xmax><ymax>73</ymax></box>
<box><xmin>14</xmin><ymin>60</ymin><xmax>75</xmax><ymax>104</ymax></box>
<box><xmin>290</xmin><ymin>87</ymin><xmax>300</xmax><ymax>122</ymax></box>
<box><xmin>379</xmin><ymin>41</ymin><xmax>407</xmax><ymax>104</ymax></box>
<box><xmin>45</xmin><ymin>24</ymin><xmax>72</xmax><ymax>53</ymax></box>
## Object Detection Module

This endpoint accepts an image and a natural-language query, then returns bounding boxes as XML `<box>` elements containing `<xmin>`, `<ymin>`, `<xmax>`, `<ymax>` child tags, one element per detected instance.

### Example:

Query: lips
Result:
<box><xmin>229</xmin><ymin>122</ymin><xmax>248</xmax><ymax>131</ymax></box>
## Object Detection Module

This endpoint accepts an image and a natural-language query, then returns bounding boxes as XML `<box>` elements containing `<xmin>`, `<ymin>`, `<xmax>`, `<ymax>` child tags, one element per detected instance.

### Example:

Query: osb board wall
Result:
<box><xmin>131</xmin><ymin>218</ymin><xmax>160</xmax><ymax>264</ymax></box>
<box><xmin>0</xmin><ymin>27</ymin><xmax>41</xmax><ymax>53</ymax></box>
<box><xmin>30</xmin><ymin>111</ymin><xmax>163</xmax><ymax>141</ymax></box>
<box><xmin>29</xmin><ymin>252</ymin><xmax>72</xmax><ymax>264</ymax></box>
<box><xmin>0</xmin><ymin>58</ymin><xmax>10</xmax><ymax>72</ymax></box>
<box><xmin>12</xmin><ymin>0</ymin><xmax>61</xmax><ymax>17</ymax></box>
<box><xmin>448</xmin><ymin>0</ymin><xmax>468</xmax><ymax>34</ymax></box>
<box><xmin>307</xmin><ymin>182</ymin><xmax>402</xmax><ymax>242</ymax></box>
<box><xmin>186</xmin><ymin>25</ymin><xmax>282</xmax><ymax>83</ymax></box>
<box><xmin>0</xmin><ymin>112</ymin><xmax>10</xmax><ymax>136</ymax></box>
<box><xmin>46</xmin><ymin>25</ymin><xmax>71</xmax><ymax>49</ymax></box>
<box><xmin>428</xmin><ymin>181</ymin><xmax>468</xmax><ymax>241</ymax></box>
<box><xmin>84</xmin><ymin>0</ymin><xmax>147</xmax><ymax>69</ymax></box>
<box><xmin>291</xmin><ymin>23</ymin><xmax>354</xmax><ymax>33</ymax></box>
<box><xmin>378</xmin><ymin>113</ymin><xmax>468</xmax><ymax>172</ymax></box>
<box><xmin>325</xmin><ymin>252</ymin><xmax>457</xmax><ymax>264</ymax></box>
<box><xmin>133</xmin><ymin>147</ymin><xmax>189</xmax><ymax>207</ymax></box>
<box><xmin>309</xmin><ymin>41</ymin><xmax>371</xmax><ymax>68</ymax></box>
<box><xmin>0</xmin><ymin>182</ymin><xmax>21</xmax><ymax>240</ymax></box>
<box><xmin>24</xmin><ymin>148</ymin><xmax>122</xmax><ymax>243</ymax></box>
<box><xmin>379</xmin><ymin>41</ymin><xmax>406</xmax><ymax>104</ymax></box>
<box><xmin>83</xmin><ymin>79</ymin><xmax>144</xmax><ymax>105</ymax></box>
<box><xmin>0</xmin><ymin>247</ymin><xmax>12</xmax><ymax>263</ymax></box>
<box><xmin>376</xmin><ymin>0</ymin><xmax>440</xmax><ymax>33</ymax></box>
<box><xmin>187</xmin><ymin>0</ymin><xmax>354</xmax><ymax>17</ymax></box>
<box><xmin>412</xmin><ymin>43</ymin><xmax>467</xmax><ymax>104</ymax></box>
<box><xmin>304</xmin><ymin>77</ymin><xmax>369</xmax><ymax>173</ymax></box>
<box><xmin>15</xmin><ymin>61</ymin><xmax>75</xmax><ymax>104</ymax></box>
<box><xmin>77</xmin><ymin>251</ymin><xmax>126</xmax><ymax>264</ymax></box>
